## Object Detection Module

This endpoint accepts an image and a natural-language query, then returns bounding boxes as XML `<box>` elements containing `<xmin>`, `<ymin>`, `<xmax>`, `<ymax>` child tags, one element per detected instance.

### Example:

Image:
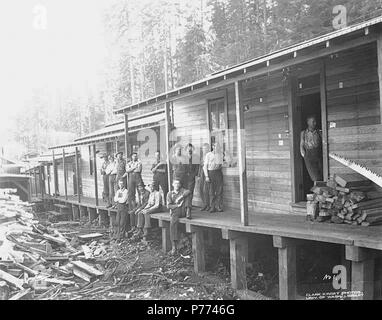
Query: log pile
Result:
<box><xmin>306</xmin><ymin>174</ymin><xmax>382</xmax><ymax>226</ymax></box>
<box><xmin>0</xmin><ymin>188</ymin><xmax>110</xmax><ymax>300</ymax></box>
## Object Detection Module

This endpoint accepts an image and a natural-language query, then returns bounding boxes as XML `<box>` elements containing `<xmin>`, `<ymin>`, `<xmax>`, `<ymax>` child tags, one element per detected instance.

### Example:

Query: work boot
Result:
<box><xmin>200</xmin><ymin>206</ymin><xmax>208</xmax><ymax>211</ymax></box>
<box><xmin>209</xmin><ymin>207</ymin><xmax>217</xmax><ymax>213</ymax></box>
<box><xmin>217</xmin><ymin>207</ymin><xmax>224</xmax><ymax>213</ymax></box>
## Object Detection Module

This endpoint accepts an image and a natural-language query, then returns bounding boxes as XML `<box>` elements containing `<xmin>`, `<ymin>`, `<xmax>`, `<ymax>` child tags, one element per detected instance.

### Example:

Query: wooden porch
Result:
<box><xmin>41</xmin><ymin>194</ymin><xmax>382</xmax><ymax>300</ymax></box>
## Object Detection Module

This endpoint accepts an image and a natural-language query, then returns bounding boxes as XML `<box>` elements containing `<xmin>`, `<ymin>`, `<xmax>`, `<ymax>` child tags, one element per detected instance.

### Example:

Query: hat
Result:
<box><xmin>137</xmin><ymin>182</ymin><xmax>146</xmax><ymax>188</ymax></box>
<box><xmin>148</xmin><ymin>180</ymin><xmax>159</xmax><ymax>187</ymax></box>
<box><xmin>100</xmin><ymin>153</ymin><xmax>108</xmax><ymax>159</ymax></box>
<box><xmin>115</xmin><ymin>151</ymin><xmax>123</xmax><ymax>157</ymax></box>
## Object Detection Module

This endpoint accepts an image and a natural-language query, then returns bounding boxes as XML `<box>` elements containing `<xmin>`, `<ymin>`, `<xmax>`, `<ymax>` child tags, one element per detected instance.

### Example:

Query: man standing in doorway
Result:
<box><xmin>105</xmin><ymin>154</ymin><xmax>117</xmax><ymax>208</ymax></box>
<box><xmin>300</xmin><ymin>115</ymin><xmax>323</xmax><ymax>182</ymax></box>
<box><xmin>151</xmin><ymin>150</ymin><xmax>168</xmax><ymax>204</ymax></box>
<box><xmin>100</xmin><ymin>154</ymin><xmax>109</xmax><ymax>203</ymax></box>
<box><xmin>199</xmin><ymin>143</ymin><xmax>210</xmax><ymax>212</ymax></box>
<box><xmin>166</xmin><ymin>179</ymin><xmax>191</xmax><ymax>255</ymax></box>
<box><xmin>204</xmin><ymin>141</ymin><xmax>224</xmax><ymax>213</ymax></box>
<box><xmin>126</xmin><ymin>152</ymin><xmax>143</xmax><ymax>209</ymax></box>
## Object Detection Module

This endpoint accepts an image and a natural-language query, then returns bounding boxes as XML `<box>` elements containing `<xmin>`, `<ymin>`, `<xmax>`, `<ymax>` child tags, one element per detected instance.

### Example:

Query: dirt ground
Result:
<box><xmin>51</xmin><ymin>226</ymin><xmax>241</xmax><ymax>300</ymax></box>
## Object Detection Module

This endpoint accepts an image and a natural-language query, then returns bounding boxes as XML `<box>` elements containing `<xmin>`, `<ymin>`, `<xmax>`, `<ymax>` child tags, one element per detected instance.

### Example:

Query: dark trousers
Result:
<box><xmin>108</xmin><ymin>174</ymin><xmax>116</xmax><ymax>205</ymax></box>
<box><xmin>304</xmin><ymin>149</ymin><xmax>323</xmax><ymax>182</ymax></box>
<box><xmin>102</xmin><ymin>174</ymin><xmax>109</xmax><ymax>202</ymax></box>
<box><xmin>208</xmin><ymin>169</ymin><xmax>223</xmax><ymax>209</ymax></box>
<box><xmin>128</xmin><ymin>173</ymin><xmax>143</xmax><ymax>202</ymax></box>
<box><xmin>199</xmin><ymin>171</ymin><xmax>210</xmax><ymax>207</ymax></box>
<box><xmin>185</xmin><ymin>175</ymin><xmax>196</xmax><ymax>209</ymax></box>
<box><xmin>137</xmin><ymin>205</ymin><xmax>163</xmax><ymax>229</ymax></box>
<box><xmin>154</xmin><ymin>174</ymin><xmax>168</xmax><ymax>204</ymax></box>
<box><xmin>115</xmin><ymin>203</ymin><xmax>128</xmax><ymax>239</ymax></box>
<box><xmin>169</xmin><ymin>197</ymin><xmax>190</xmax><ymax>241</ymax></box>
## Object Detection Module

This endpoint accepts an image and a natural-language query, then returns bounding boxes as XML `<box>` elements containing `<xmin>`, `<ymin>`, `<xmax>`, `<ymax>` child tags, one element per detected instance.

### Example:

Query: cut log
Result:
<box><xmin>0</xmin><ymin>269</ymin><xmax>24</xmax><ymax>289</ymax></box>
<box><xmin>0</xmin><ymin>281</ymin><xmax>10</xmax><ymax>300</ymax></box>
<box><xmin>78</xmin><ymin>233</ymin><xmax>103</xmax><ymax>241</ymax></box>
<box><xmin>334</xmin><ymin>174</ymin><xmax>371</xmax><ymax>188</ymax></box>
<box><xmin>73</xmin><ymin>268</ymin><xmax>95</xmax><ymax>282</ymax></box>
<box><xmin>8</xmin><ymin>288</ymin><xmax>32</xmax><ymax>300</ymax></box>
<box><xmin>351</xmin><ymin>199</ymin><xmax>382</xmax><ymax>210</ymax></box>
<box><xmin>71</xmin><ymin>261</ymin><xmax>103</xmax><ymax>277</ymax></box>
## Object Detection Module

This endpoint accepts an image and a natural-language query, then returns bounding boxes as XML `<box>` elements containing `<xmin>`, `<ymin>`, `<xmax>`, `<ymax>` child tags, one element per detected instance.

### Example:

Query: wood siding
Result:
<box><xmin>326</xmin><ymin>43</ymin><xmax>382</xmax><ymax>195</ymax></box>
<box><xmin>243</xmin><ymin>74</ymin><xmax>292</xmax><ymax>214</ymax></box>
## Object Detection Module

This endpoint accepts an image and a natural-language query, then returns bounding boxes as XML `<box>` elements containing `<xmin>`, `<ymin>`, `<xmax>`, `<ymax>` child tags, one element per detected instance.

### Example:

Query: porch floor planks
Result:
<box><xmin>44</xmin><ymin>194</ymin><xmax>382</xmax><ymax>251</ymax></box>
<box><xmin>150</xmin><ymin>211</ymin><xmax>382</xmax><ymax>250</ymax></box>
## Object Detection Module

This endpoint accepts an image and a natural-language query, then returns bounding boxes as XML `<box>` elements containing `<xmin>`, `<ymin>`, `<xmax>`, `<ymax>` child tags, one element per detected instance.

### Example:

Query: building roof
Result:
<box><xmin>48</xmin><ymin>109</ymin><xmax>165</xmax><ymax>150</ymax></box>
<box><xmin>114</xmin><ymin>15</ymin><xmax>382</xmax><ymax>114</ymax></box>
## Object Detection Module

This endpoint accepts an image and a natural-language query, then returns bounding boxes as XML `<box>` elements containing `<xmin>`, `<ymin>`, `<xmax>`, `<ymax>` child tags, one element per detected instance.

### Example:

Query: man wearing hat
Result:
<box><xmin>115</xmin><ymin>151</ymin><xmax>127</xmax><ymax>194</ymax></box>
<box><xmin>100</xmin><ymin>153</ymin><xmax>109</xmax><ymax>203</ymax></box>
<box><xmin>183</xmin><ymin>143</ymin><xmax>200</xmax><ymax>219</ymax></box>
<box><xmin>105</xmin><ymin>154</ymin><xmax>117</xmax><ymax>208</ymax></box>
<box><xmin>128</xmin><ymin>182</ymin><xmax>150</xmax><ymax>235</ymax></box>
<box><xmin>135</xmin><ymin>181</ymin><xmax>163</xmax><ymax>240</ymax></box>
<box><xmin>126</xmin><ymin>152</ymin><xmax>143</xmax><ymax>209</ymax></box>
<box><xmin>113</xmin><ymin>178</ymin><xmax>129</xmax><ymax>241</ymax></box>
<box><xmin>151</xmin><ymin>150</ymin><xmax>168</xmax><ymax>205</ymax></box>
<box><xmin>166</xmin><ymin>178</ymin><xmax>191</xmax><ymax>255</ymax></box>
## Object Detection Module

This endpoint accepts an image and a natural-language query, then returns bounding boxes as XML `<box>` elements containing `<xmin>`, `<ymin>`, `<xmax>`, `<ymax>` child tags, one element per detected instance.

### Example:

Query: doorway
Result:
<box><xmin>291</xmin><ymin>71</ymin><xmax>327</xmax><ymax>203</ymax></box>
<box><xmin>299</xmin><ymin>92</ymin><xmax>322</xmax><ymax>197</ymax></box>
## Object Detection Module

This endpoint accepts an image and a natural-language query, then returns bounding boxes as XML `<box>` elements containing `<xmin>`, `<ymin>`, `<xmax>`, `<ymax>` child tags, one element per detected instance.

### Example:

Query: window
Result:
<box><xmin>208</xmin><ymin>97</ymin><xmax>236</xmax><ymax>167</ymax></box>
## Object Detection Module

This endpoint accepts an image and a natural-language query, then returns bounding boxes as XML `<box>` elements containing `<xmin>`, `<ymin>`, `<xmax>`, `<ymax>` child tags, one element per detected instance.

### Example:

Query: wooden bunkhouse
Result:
<box><xmin>41</xmin><ymin>17</ymin><xmax>382</xmax><ymax>299</ymax></box>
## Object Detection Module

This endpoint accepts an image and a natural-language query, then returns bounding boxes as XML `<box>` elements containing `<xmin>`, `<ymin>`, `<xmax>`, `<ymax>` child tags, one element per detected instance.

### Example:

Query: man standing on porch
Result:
<box><xmin>166</xmin><ymin>179</ymin><xmax>191</xmax><ymax>255</ymax></box>
<box><xmin>204</xmin><ymin>141</ymin><xmax>224</xmax><ymax>213</ymax></box>
<box><xmin>105</xmin><ymin>154</ymin><xmax>117</xmax><ymax>208</ymax></box>
<box><xmin>199</xmin><ymin>143</ymin><xmax>211</xmax><ymax>212</ymax></box>
<box><xmin>115</xmin><ymin>151</ymin><xmax>127</xmax><ymax>192</ymax></box>
<box><xmin>100</xmin><ymin>154</ymin><xmax>109</xmax><ymax>203</ymax></box>
<box><xmin>183</xmin><ymin>143</ymin><xmax>199</xmax><ymax>219</ymax></box>
<box><xmin>300</xmin><ymin>115</ymin><xmax>323</xmax><ymax>182</ymax></box>
<box><xmin>151</xmin><ymin>150</ymin><xmax>168</xmax><ymax>204</ymax></box>
<box><xmin>126</xmin><ymin>152</ymin><xmax>143</xmax><ymax>209</ymax></box>
<box><xmin>113</xmin><ymin>179</ymin><xmax>129</xmax><ymax>241</ymax></box>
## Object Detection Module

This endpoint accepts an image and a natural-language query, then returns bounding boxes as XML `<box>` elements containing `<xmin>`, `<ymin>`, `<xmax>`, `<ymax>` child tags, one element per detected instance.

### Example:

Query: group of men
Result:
<box><xmin>99</xmin><ymin>141</ymin><xmax>225</xmax><ymax>254</ymax></box>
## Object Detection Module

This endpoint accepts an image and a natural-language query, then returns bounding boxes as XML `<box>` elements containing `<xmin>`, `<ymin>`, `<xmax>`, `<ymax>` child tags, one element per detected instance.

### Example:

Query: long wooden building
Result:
<box><xmin>37</xmin><ymin>16</ymin><xmax>382</xmax><ymax>300</ymax></box>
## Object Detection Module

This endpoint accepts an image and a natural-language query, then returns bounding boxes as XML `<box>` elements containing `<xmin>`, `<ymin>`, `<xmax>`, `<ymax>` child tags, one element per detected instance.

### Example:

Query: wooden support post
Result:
<box><xmin>377</xmin><ymin>32</ymin><xmax>382</xmax><ymax>123</ymax></box>
<box><xmin>33</xmin><ymin>168</ymin><xmax>38</xmax><ymax>197</ymax></box>
<box><xmin>39</xmin><ymin>166</ymin><xmax>44</xmax><ymax>199</ymax></box>
<box><xmin>158</xmin><ymin>220</ymin><xmax>171</xmax><ymax>253</ymax></box>
<box><xmin>62</xmin><ymin>148</ymin><xmax>68</xmax><ymax>200</ymax></box>
<box><xmin>345</xmin><ymin>245</ymin><xmax>375</xmax><ymax>300</ymax></box>
<box><xmin>88</xmin><ymin>207</ymin><xmax>97</xmax><ymax>223</ymax></box>
<box><xmin>47</xmin><ymin>164</ymin><xmax>51</xmax><ymax>196</ymax></box>
<box><xmin>273</xmin><ymin>236</ymin><xmax>297</xmax><ymax>300</ymax></box>
<box><xmin>79</xmin><ymin>206</ymin><xmax>87</xmax><ymax>222</ymax></box>
<box><xmin>75</xmin><ymin>147</ymin><xmax>81</xmax><ymax>203</ymax></box>
<box><xmin>320</xmin><ymin>60</ymin><xmax>329</xmax><ymax>181</ymax></box>
<box><xmin>222</xmin><ymin>229</ymin><xmax>248</xmax><ymax>290</ymax></box>
<box><xmin>234</xmin><ymin>81</ymin><xmax>248</xmax><ymax>226</ymax></box>
<box><xmin>186</xmin><ymin>224</ymin><xmax>205</xmax><ymax>273</ymax></box>
<box><xmin>52</xmin><ymin>149</ymin><xmax>58</xmax><ymax>197</ymax></box>
<box><xmin>93</xmin><ymin>144</ymin><xmax>99</xmax><ymax>206</ymax></box>
<box><xmin>72</xmin><ymin>204</ymin><xmax>80</xmax><ymax>221</ymax></box>
<box><xmin>165</xmin><ymin>101</ymin><xmax>172</xmax><ymax>190</ymax></box>
<box><xmin>124</xmin><ymin>113</ymin><xmax>129</xmax><ymax>156</ymax></box>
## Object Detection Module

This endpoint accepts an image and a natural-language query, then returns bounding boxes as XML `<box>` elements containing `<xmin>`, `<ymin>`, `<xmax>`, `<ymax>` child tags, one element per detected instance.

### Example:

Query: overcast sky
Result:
<box><xmin>0</xmin><ymin>0</ymin><xmax>109</xmax><ymax>148</ymax></box>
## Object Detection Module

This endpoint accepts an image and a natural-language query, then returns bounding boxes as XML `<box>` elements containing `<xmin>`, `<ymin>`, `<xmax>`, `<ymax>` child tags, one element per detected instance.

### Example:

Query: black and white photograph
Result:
<box><xmin>1</xmin><ymin>0</ymin><xmax>382</xmax><ymax>306</ymax></box>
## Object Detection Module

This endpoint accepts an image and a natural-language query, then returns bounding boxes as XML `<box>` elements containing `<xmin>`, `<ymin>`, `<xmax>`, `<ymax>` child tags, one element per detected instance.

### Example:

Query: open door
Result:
<box><xmin>290</xmin><ymin>66</ymin><xmax>328</xmax><ymax>204</ymax></box>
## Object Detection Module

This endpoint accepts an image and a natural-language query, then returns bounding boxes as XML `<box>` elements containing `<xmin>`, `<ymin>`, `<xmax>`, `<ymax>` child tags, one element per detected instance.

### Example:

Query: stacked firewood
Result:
<box><xmin>306</xmin><ymin>174</ymin><xmax>382</xmax><ymax>226</ymax></box>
